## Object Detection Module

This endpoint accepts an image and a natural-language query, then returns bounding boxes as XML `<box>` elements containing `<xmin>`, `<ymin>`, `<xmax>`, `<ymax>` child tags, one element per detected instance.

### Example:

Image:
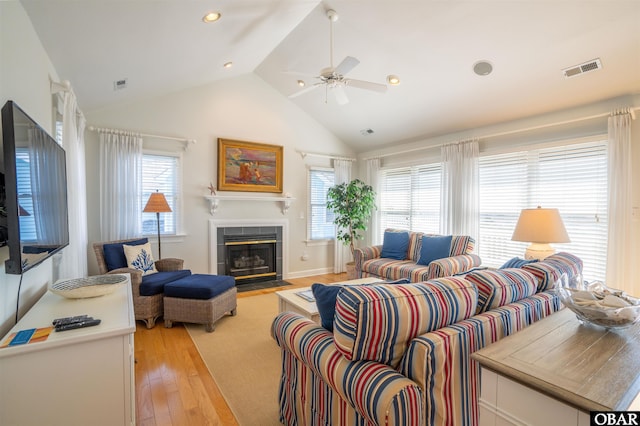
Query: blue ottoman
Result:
<box><xmin>163</xmin><ymin>274</ymin><xmax>237</xmax><ymax>332</ymax></box>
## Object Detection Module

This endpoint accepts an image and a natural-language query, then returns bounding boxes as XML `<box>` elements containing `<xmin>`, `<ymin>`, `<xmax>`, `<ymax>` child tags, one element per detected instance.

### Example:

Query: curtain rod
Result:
<box><xmin>361</xmin><ymin>107</ymin><xmax>639</xmax><ymax>161</ymax></box>
<box><xmin>88</xmin><ymin>126</ymin><xmax>196</xmax><ymax>151</ymax></box>
<box><xmin>296</xmin><ymin>150</ymin><xmax>356</xmax><ymax>161</ymax></box>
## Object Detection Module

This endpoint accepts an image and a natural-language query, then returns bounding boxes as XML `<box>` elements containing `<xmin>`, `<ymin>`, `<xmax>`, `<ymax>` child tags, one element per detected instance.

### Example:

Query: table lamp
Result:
<box><xmin>511</xmin><ymin>206</ymin><xmax>570</xmax><ymax>260</ymax></box>
<box><xmin>143</xmin><ymin>190</ymin><xmax>172</xmax><ymax>259</ymax></box>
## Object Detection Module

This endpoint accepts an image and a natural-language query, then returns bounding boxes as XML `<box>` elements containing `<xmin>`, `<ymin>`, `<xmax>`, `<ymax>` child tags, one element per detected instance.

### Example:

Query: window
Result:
<box><xmin>141</xmin><ymin>152</ymin><xmax>180</xmax><ymax>236</ymax></box>
<box><xmin>478</xmin><ymin>139</ymin><xmax>608</xmax><ymax>281</ymax></box>
<box><xmin>308</xmin><ymin>168</ymin><xmax>335</xmax><ymax>240</ymax></box>
<box><xmin>378</xmin><ymin>164</ymin><xmax>441</xmax><ymax>241</ymax></box>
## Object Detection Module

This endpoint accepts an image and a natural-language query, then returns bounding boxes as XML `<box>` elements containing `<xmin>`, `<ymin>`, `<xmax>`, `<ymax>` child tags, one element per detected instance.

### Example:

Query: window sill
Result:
<box><xmin>304</xmin><ymin>239</ymin><xmax>333</xmax><ymax>247</ymax></box>
<box><xmin>142</xmin><ymin>233</ymin><xmax>186</xmax><ymax>244</ymax></box>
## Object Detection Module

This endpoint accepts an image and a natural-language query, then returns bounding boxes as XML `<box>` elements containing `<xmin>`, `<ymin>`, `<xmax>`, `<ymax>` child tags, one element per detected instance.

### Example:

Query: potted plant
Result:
<box><xmin>326</xmin><ymin>178</ymin><xmax>376</xmax><ymax>278</ymax></box>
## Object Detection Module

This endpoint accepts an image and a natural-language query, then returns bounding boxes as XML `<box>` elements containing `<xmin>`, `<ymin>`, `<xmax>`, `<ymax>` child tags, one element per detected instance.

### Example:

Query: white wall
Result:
<box><xmin>0</xmin><ymin>1</ymin><xmax>59</xmax><ymax>336</ymax></box>
<box><xmin>84</xmin><ymin>74</ymin><xmax>354</xmax><ymax>277</ymax></box>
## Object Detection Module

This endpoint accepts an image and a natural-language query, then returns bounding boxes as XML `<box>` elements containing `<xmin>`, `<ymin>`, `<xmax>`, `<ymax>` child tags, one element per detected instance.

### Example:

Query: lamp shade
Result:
<box><xmin>143</xmin><ymin>192</ymin><xmax>172</xmax><ymax>213</ymax></box>
<box><xmin>511</xmin><ymin>207</ymin><xmax>570</xmax><ymax>243</ymax></box>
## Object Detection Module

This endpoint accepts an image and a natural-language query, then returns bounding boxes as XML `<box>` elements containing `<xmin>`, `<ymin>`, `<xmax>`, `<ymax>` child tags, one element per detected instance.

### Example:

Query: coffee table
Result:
<box><xmin>276</xmin><ymin>277</ymin><xmax>381</xmax><ymax>323</ymax></box>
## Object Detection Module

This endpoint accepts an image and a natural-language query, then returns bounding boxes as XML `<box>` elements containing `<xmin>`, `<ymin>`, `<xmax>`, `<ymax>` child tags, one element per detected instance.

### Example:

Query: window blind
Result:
<box><xmin>379</xmin><ymin>164</ymin><xmax>441</xmax><ymax>241</ymax></box>
<box><xmin>141</xmin><ymin>153</ymin><xmax>179</xmax><ymax>235</ymax></box>
<box><xmin>478</xmin><ymin>140</ymin><xmax>608</xmax><ymax>281</ymax></box>
<box><xmin>308</xmin><ymin>168</ymin><xmax>335</xmax><ymax>240</ymax></box>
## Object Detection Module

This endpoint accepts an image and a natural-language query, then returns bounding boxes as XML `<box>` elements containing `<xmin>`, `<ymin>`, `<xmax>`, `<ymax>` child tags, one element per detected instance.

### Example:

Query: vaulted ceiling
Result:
<box><xmin>21</xmin><ymin>0</ymin><xmax>640</xmax><ymax>152</ymax></box>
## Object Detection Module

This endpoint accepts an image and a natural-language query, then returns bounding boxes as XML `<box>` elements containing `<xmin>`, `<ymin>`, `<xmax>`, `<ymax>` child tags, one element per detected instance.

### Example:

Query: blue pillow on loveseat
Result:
<box><xmin>380</xmin><ymin>230</ymin><xmax>410</xmax><ymax>260</ymax></box>
<box><xmin>417</xmin><ymin>235</ymin><xmax>452</xmax><ymax>266</ymax></box>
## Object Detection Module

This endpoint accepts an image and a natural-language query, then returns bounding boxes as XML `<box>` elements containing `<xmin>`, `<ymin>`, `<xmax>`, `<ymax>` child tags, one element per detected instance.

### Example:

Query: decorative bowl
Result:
<box><xmin>49</xmin><ymin>274</ymin><xmax>128</xmax><ymax>299</ymax></box>
<box><xmin>556</xmin><ymin>274</ymin><xmax>640</xmax><ymax>329</ymax></box>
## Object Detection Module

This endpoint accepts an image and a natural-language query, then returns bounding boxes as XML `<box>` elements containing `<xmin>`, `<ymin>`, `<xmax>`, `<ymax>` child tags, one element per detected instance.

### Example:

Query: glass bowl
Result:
<box><xmin>556</xmin><ymin>274</ymin><xmax>640</xmax><ymax>329</ymax></box>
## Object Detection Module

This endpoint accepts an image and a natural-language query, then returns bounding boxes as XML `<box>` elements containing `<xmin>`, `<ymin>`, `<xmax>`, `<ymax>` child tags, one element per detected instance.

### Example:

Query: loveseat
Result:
<box><xmin>272</xmin><ymin>252</ymin><xmax>582</xmax><ymax>425</ymax></box>
<box><xmin>355</xmin><ymin>229</ymin><xmax>482</xmax><ymax>282</ymax></box>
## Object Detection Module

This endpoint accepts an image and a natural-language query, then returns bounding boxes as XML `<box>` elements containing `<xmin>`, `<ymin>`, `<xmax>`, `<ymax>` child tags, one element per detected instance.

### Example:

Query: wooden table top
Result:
<box><xmin>472</xmin><ymin>308</ymin><xmax>640</xmax><ymax>412</ymax></box>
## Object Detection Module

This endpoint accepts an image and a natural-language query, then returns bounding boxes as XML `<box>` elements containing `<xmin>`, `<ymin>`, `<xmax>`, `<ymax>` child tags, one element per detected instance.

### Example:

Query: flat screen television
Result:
<box><xmin>1</xmin><ymin>100</ymin><xmax>69</xmax><ymax>274</ymax></box>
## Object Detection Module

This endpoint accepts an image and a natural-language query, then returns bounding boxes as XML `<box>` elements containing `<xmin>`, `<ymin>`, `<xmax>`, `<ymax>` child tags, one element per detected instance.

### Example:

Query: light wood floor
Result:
<box><xmin>135</xmin><ymin>273</ymin><xmax>347</xmax><ymax>426</ymax></box>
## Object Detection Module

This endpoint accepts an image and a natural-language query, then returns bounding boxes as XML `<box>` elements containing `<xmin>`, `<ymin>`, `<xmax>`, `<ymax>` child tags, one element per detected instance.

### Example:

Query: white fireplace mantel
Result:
<box><xmin>204</xmin><ymin>195</ymin><xmax>295</xmax><ymax>215</ymax></box>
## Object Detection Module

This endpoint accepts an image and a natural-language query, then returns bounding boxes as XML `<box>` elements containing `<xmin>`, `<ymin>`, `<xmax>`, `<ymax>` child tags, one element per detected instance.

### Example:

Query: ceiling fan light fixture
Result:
<box><xmin>223</xmin><ymin>61</ymin><xmax>233</xmax><ymax>69</ymax></box>
<box><xmin>387</xmin><ymin>75</ymin><xmax>400</xmax><ymax>85</ymax></box>
<box><xmin>202</xmin><ymin>12</ymin><xmax>221</xmax><ymax>23</ymax></box>
<box><xmin>297</xmin><ymin>80</ymin><xmax>305</xmax><ymax>87</ymax></box>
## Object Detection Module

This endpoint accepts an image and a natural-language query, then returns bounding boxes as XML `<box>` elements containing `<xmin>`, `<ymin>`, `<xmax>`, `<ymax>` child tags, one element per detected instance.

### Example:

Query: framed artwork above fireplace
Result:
<box><xmin>217</xmin><ymin>138</ymin><xmax>283</xmax><ymax>193</ymax></box>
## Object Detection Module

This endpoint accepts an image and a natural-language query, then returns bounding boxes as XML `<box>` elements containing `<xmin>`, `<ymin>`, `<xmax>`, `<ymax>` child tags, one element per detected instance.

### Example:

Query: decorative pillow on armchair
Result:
<box><xmin>123</xmin><ymin>242</ymin><xmax>157</xmax><ymax>276</ymax></box>
<box><xmin>103</xmin><ymin>238</ymin><xmax>148</xmax><ymax>271</ymax></box>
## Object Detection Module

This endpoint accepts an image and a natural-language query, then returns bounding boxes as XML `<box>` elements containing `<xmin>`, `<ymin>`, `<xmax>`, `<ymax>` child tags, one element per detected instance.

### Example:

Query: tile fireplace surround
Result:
<box><xmin>208</xmin><ymin>219</ymin><xmax>289</xmax><ymax>278</ymax></box>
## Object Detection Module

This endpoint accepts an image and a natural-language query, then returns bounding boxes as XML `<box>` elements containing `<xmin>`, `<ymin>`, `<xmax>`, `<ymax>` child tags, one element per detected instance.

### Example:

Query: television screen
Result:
<box><xmin>1</xmin><ymin>100</ymin><xmax>69</xmax><ymax>274</ymax></box>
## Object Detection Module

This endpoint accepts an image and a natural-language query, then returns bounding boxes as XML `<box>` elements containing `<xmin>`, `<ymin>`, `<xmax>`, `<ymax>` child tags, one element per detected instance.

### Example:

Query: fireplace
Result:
<box><xmin>224</xmin><ymin>234</ymin><xmax>276</xmax><ymax>284</ymax></box>
<box><xmin>213</xmin><ymin>223</ymin><xmax>284</xmax><ymax>286</ymax></box>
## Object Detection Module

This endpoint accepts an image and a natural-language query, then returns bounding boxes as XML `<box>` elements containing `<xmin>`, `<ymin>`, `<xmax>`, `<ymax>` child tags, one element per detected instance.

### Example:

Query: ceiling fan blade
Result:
<box><xmin>334</xmin><ymin>56</ymin><xmax>360</xmax><ymax>76</ymax></box>
<box><xmin>288</xmin><ymin>84</ymin><xmax>321</xmax><ymax>99</ymax></box>
<box><xmin>345</xmin><ymin>78</ymin><xmax>388</xmax><ymax>93</ymax></box>
<box><xmin>332</xmin><ymin>85</ymin><xmax>349</xmax><ymax>105</ymax></box>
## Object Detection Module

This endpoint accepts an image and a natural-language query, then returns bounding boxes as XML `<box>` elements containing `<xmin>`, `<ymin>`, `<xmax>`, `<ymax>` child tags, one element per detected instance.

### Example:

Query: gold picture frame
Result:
<box><xmin>217</xmin><ymin>138</ymin><xmax>283</xmax><ymax>193</ymax></box>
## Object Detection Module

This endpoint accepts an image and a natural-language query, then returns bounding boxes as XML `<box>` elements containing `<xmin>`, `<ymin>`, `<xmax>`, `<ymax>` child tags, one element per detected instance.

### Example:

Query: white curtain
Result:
<box><xmin>99</xmin><ymin>132</ymin><xmax>143</xmax><ymax>240</ymax></box>
<box><xmin>365</xmin><ymin>158</ymin><xmax>381</xmax><ymax>245</ymax></box>
<box><xmin>440</xmin><ymin>139</ymin><xmax>479</xmax><ymax>238</ymax></box>
<box><xmin>606</xmin><ymin>110</ymin><xmax>634</xmax><ymax>293</ymax></box>
<box><xmin>333</xmin><ymin>159</ymin><xmax>352</xmax><ymax>273</ymax></box>
<box><xmin>58</xmin><ymin>91</ymin><xmax>87</xmax><ymax>279</ymax></box>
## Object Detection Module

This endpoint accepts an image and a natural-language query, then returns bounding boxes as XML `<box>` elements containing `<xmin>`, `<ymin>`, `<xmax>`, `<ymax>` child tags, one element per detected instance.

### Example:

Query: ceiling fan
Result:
<box><xmin>288</xmin><ymin>9</ymin><xmax>387</xmax><ymax>105</ymax></box>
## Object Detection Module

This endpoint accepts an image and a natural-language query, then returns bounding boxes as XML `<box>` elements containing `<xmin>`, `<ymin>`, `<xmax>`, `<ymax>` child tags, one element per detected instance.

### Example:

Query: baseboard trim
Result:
<box><xmin>285</xmin><ymin>267</ymin><xmax>335</xmax><ymax>279</ymax></box>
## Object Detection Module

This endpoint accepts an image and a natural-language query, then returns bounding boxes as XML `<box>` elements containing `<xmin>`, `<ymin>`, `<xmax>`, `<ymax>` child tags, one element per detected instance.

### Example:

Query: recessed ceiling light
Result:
<box><xmin>223</xmin><ymin>62</ymin><xmax>233</xmax><ymax>68</ymax></box>
<box><xmin>202</xmin><ymin>12</ymin><xmax>221</xmax><ymax>23</ymax></box>
<box><xmin>297</xmin><ymin>80</ymin><xmax>305</xmax><ymax>87</ymax></box>
<box><xmin>473</xmin><ymin>60</ymin><xmax>493</xmax><ymax>76</ymax></box>
<box><xmin>387</xmin><ymin>75</ymin><xmax>400</xmax><ymax>85</ymax></box>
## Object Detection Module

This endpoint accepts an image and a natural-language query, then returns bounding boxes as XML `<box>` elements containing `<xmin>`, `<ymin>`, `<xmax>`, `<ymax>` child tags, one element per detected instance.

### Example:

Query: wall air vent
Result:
<box><xmin>113</xmin><ymin>78</ymin><xmax>128</xmax><ymax>90</ymax></box>
<box><xmin>562</xmin><ymin>58</ymin><xmax>602</xmax><ymax>79</ymax></box>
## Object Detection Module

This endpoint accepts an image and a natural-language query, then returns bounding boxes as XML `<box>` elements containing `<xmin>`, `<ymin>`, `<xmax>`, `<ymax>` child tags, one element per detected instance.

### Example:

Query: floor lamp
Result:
<box><xmin>143</xmin><ymin>190</ymin><xmax>172</xmax><ymax>259</ymax></box>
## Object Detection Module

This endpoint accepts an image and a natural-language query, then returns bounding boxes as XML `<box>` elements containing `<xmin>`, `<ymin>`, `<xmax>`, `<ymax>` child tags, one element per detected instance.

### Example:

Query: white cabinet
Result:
<box><xmin>0</xmin><ymin>275</ymin><xmax>136</xmax><ymax>426</ymax></box>
<box><xmin>473</xmin><ymin>309</ymin><xmax>640</xmax><ymax>426</ymax></box>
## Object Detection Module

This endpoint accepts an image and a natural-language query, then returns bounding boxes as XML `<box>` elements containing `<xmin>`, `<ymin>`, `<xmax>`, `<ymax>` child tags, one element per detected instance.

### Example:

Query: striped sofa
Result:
<box><xmin>272</xmin><ymin>252</ymin><xmax>582</xmax><ymax>425</ymax></box>
<box><xmin>354</xmin><ymin>230</ymin><xmax>482</xmax><ymax>282</ymax></box>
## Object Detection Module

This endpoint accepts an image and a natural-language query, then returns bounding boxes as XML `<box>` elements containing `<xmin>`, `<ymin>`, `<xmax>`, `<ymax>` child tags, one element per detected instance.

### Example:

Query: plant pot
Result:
<box><xmin>346</xmin><ymin>261</ymin><xmax>357</xmax><ymax>280</ymax></box>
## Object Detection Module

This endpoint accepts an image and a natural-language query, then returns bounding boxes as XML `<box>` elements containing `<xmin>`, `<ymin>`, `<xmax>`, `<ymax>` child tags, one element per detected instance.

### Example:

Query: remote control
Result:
<box><xmin>55</xmin><ymin>318</ymin><xmax>101</xmax><ymax>332</ymax></box>
<box><xmin>52</xmin><ymin>315</ymin><xmax>90</xmax><ymax>326</ymax></box>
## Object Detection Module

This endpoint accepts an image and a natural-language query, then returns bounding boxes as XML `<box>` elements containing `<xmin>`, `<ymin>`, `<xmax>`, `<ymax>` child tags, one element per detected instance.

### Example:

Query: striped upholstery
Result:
<box><xmin>333</xmin><ymin>279</ymin><xmax>478</xmax><ymax>368</ymax></box>
<box><xmin>465</xmin><ymin>269</ymin><xmax>538</xmax><ymax>313</ymax></box>
<box><xmin>272</xmin><ymin>290</ymin><xmax>560</xmax><ymax>425</ymax></box>
<box><xmin>354</xmin><ymin>230</ymin><xmax>480</xmax><ymax>282</ymax></box>
<box><xmin>398</xmin><ymin>291</ymin><xmax>559</xmax><ymax>426</ymax></box>
<box><xmin>522</xmin><ymin>252</ymin><xmax>583</xmax><ymax>291</ymax></box>
<box><xmin>272</xmin><ymin>312</ymin><xmax>424</xmax><ymax>425</ymax></box>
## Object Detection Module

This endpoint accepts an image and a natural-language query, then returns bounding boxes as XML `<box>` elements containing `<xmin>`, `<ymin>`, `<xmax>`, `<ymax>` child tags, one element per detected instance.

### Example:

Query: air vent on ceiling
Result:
<box><xmin>113</xmin><ymin>78</ymin><xmax>128</xmax><ymax>91</ymax></box>
<box><xmin>562</xmin><ymin>58</ymin><xmax>602</xmax><ymax>79</ymax></box>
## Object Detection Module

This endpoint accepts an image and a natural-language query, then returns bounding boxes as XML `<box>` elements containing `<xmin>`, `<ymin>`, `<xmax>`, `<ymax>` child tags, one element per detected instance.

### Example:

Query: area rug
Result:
<box><xmin>186</xmin><ymin>292</ymin><xmax>282</xmax><ymax>425</ymax></box>
<box><xmin>236</xmin><ymin>279</ymin><xmax>291</xmax><ymax>293</ymax></box>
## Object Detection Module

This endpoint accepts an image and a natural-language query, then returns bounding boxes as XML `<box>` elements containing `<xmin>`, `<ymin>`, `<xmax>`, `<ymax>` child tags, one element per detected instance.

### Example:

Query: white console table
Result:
<box><xmin>472</xmin><ymin>308</ymin><xmax>640</xmax><ymax>426</ymax></box>
<box><xmin>0</xmin><ymin>275</ymin><xmax>136</xmax><ymax>426</ymax></box>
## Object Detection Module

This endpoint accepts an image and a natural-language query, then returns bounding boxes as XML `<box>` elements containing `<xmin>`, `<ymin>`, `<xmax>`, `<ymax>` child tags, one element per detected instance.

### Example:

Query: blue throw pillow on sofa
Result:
<box><xmin>417</xmin><ymin>235</ymin><xmax>452</xmax><ymax>266</ymax></box>
<box><xmin>380</xmin><ymin>230</ymin><xmax>410</xmax><ymax>260</ymax></box>
<box><xmin>311</xmin><ymin>283</ymin><xmax>344</xmax><ymax>332</ymax></box>
<box><xmin>500</xmin><ymin>257</ymin><xmax>538</xmax><ymax>269</ymax></box>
